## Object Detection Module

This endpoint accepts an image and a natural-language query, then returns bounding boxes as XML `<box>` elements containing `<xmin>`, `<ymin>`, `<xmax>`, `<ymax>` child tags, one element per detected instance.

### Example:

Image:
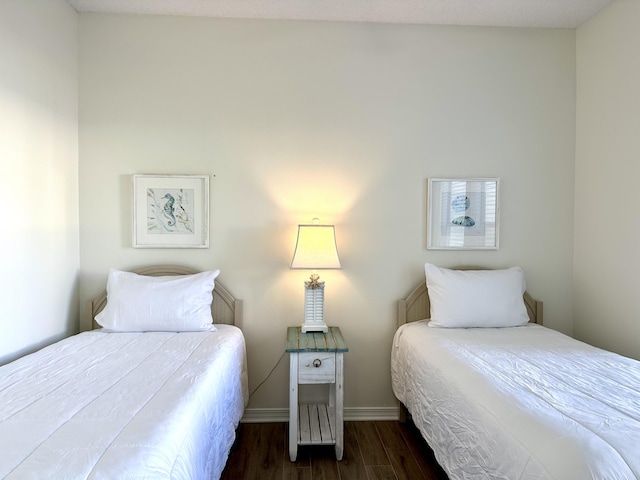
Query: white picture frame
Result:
<box><xmin>427</xmin><ymin>177</ymin><xmax>500</xmax><ymax>250</ymax></box>
<box><xmin>132</xmin><ymin>174</ymin><xmax>209</xmax><ymax>248</ymax></box>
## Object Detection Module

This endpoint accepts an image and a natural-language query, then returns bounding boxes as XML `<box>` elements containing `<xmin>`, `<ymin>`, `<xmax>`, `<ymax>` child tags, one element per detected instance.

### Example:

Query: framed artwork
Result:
<box><xmin>132</xmin><ymin>174</ymin><xmax>209</xmax><ymax>248</ymax></box>
<box><xmin>427</xmin><ymin>178</ymin><xmax>500</xmax><ymax>250</ymax></box>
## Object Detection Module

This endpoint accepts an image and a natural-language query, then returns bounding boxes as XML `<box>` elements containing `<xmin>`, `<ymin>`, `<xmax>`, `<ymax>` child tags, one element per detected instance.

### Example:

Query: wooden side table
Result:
<box><xmin>286</xmin><ymin>326</ymin><xmax>348</xmax><ymax>462</ymax></box>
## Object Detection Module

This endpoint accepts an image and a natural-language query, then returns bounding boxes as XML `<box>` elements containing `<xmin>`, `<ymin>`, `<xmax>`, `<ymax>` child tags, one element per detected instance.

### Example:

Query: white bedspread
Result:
<box><xmin>0</xmin><ymin>325</ymin><xmax>248</xmax><ymax>479</ymax></box>
<box><xmin>391</xmin><ymin>322</ymin><xmax>640</xmax><ymax>480</ymax></box>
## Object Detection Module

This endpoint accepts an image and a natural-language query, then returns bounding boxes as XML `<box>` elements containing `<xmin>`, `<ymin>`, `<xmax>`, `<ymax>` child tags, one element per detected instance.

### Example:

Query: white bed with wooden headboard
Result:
<box><xmin>392</xmin><ymin>264</ymin><xmax>640</xmax><ymax>480</ymax></box>
<box><xmin>0</xmin><ymin>265</ymin><xmax>247</xmax><ymax>480</ymax></box>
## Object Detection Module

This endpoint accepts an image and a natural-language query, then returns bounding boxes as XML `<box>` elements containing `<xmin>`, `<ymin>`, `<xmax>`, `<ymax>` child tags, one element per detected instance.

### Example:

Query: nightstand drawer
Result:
<box><xmin>298</xmin><ymin>352</ymin><xmax>335</xmax><ymax>384</ymax></box>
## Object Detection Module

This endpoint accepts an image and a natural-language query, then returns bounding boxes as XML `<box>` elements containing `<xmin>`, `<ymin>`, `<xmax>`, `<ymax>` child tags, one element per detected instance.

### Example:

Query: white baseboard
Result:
<box><xmin>344</xmin><ymin>407</ymin><xmax>399</xmax><ymax>421</ymax></box>
<box><xmin>241</xmin><ymin>408</ymin><xmax>288</xmax><ymax>423</ymax></box>
<box><xmin>241</xmin><ymin>406</ymin><xmax>399</xmax><ymax>423</ymax></box>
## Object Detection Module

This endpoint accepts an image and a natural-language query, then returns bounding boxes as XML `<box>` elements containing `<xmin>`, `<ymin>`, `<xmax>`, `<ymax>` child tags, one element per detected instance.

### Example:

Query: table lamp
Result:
<box><xmin>290</xmin><ymin>219</ymin><xmax>341</xmax><ymax>333</ymax></box>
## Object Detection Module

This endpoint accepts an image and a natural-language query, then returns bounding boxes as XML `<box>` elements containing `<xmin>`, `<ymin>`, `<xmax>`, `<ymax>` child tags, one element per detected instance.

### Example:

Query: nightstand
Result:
<box><xmin>286</xmin><ymin>326</ymin><xmax>348</xmax><ymax>462</ymax></box>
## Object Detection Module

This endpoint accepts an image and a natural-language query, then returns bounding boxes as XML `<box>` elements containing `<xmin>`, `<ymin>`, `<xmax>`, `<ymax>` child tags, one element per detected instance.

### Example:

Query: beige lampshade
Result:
<box><xmin>290</xmin><ymin>224</ymin><xmax>341</xmax><ymax>270</ymax></box>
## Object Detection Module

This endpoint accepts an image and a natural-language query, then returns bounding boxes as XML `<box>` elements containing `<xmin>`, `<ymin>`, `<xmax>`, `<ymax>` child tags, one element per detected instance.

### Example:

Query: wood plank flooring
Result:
<box><xmin>220</xmin><ymin>421</ymin><xmax>449</xmax><ymax>480</ymax></box>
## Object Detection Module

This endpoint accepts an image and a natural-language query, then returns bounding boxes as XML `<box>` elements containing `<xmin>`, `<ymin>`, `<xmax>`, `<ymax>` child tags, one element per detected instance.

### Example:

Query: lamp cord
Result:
<box><xmin>248</xmin><ymin>351</ymin><xmax>286</xmax><ymax>400</ymax></box>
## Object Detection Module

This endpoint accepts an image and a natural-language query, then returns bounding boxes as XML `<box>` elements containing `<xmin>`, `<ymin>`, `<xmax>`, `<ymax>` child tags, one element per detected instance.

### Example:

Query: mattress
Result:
<box><xmin>0</xmin><ymin>325</ymin><xmax>248</xmax><ymax>479</ymax></box>
<box><xmin>391</xmin><ymin>322</ymin><xmax>640</xmax><ymax>480</ymax></box>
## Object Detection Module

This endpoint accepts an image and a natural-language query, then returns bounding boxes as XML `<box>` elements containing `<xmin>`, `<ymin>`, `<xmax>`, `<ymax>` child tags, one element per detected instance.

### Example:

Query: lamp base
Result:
<box><xmin>302</xmin><ymin>282</ymin><xmax>327</xmax><ymax>333</ymax></box>
<box><xmin>301</xmin><ymin>323</ymin><xmax>329</xmax><ymax>333</ymax></box>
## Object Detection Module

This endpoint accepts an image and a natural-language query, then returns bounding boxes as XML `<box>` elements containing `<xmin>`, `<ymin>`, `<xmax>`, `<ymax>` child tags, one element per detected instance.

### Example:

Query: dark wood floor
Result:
<box><xmin>220</xmin><ymin>421</ymin><xmax>449</xmax><ymax>480</ymax></box>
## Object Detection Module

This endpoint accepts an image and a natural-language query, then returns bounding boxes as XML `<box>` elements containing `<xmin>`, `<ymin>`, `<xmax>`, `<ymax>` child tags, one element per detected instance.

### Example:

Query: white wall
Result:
<box><xmin>0</xmin><ymin>0</ymin><xmax>79</xmax><ymax>365</ymax></box>
<box><xmin>78</xmin><ymin>15</ymin><xmax>576</xmax><ymax>415</ymax></box>
<box><xmin>575</xmin><ymin>0</ymin><xmax>640</xmax><ymax>360</ymax></box>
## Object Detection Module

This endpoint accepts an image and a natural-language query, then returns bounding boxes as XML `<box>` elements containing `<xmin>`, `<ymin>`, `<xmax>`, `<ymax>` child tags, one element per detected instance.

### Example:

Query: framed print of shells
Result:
<box><xmin>427</xmin><ymin>178</ymin><xmax>500</xmax><ymax>250</ymax></box>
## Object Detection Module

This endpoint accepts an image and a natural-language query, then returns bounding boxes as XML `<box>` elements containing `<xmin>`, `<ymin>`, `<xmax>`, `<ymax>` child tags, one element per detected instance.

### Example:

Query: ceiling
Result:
<box><xmin>66</xmin><ymin>0</ymin><xmax>616</xmax><ymax>28</ymax></box>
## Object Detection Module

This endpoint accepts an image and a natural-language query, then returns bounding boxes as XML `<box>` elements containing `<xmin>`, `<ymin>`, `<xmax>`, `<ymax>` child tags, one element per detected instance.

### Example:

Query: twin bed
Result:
<box><xmin>392</xmin><ymin>264</ymin><xmax>640</xmax><ymax>479</ymax></box>
<box><xmin>0</xmin><ymin>265</ymin><xmax>247</xmax><ymax>479</ymax></box>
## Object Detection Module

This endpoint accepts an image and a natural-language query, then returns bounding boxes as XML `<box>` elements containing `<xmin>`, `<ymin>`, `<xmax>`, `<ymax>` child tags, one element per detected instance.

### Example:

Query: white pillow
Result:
<box><xmin>95</xmin><ymin>269</ymin><xmax>220</xmax><ymax>332</ymax></box>
<box><xmin>425</xmin><ymin>263</ymin><xmax>529</xmax><ymax>328</ymax></box>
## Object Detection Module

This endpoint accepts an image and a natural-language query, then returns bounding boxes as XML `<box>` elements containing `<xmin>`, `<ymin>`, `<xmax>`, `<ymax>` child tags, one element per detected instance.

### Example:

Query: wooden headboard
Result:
<box><xmin>397</xmin><ymin>272</ymin><xmax>543</xmax><ymax>328</ymax></box>
<box><xmin>90</xmin><ymin>265</ymin><xmax>243</xmax><ymax>329</ymax></box>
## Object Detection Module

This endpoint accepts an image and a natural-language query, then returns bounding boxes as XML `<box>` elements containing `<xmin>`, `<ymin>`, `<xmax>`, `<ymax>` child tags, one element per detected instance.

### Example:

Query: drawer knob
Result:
<box><xmin>312</xmin><ymin>358</ymin><xmax>322</xmax><ymax>368</ymax></box>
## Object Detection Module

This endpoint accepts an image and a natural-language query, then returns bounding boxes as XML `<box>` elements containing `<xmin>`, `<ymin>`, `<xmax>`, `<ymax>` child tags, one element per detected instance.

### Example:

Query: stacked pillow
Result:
<box><xmin>425</xmin><ymin>263</ymin><xmax>529</xmax><ymax>328</ymax></box>
<box><xmin>95</xmin><ymin>269</ymin><xmax>220</xmax><ymax>332</ymax></box>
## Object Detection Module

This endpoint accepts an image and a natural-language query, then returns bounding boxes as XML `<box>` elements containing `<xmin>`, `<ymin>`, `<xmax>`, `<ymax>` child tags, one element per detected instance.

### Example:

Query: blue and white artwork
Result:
<box><xmin>146</xmin><ymin>188</ymin><xmax>195</xmax><ymax>234</ymax></box>
<box><xmin>450</xmin><ymin>195</ymin><xmax>476</xmax><ymax>227</ymax></box>
<box><xmin>440</xmin><ymin>190</ymin><xmax>486</xmax><ymax>237</ymax></box>
<box><xmin>428</xmin><ymin>178</ymin><xmax>499</xmax><ymax>249</ymax></box>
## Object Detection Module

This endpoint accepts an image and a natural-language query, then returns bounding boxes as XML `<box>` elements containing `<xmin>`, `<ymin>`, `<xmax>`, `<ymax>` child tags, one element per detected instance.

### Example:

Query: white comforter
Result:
<box><xmin>391</xmin><ymin>322</ymin><xmax>640</xmax><ymax>480</ymax></box>
<box><xmin>0</xmin><ymin>325</ymin><xmax>247</xmax><ymax>479</ymax></box>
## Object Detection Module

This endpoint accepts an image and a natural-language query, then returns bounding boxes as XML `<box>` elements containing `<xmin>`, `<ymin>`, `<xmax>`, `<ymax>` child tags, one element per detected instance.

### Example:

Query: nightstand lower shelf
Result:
<box><xmin>297</xmin><ymin>403</ymin><xmax>336</xmax><ymax>445</ymax></box>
